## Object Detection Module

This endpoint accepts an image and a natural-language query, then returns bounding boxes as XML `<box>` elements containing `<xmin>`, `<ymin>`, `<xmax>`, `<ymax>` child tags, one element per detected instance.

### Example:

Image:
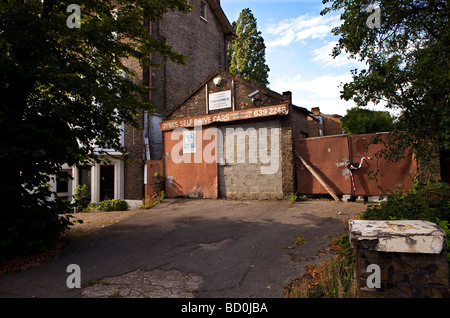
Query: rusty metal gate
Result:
<box><xmin>295</xmin><ymin>133</ymin><xmax>417</xmax><ymax>197</ymax></box>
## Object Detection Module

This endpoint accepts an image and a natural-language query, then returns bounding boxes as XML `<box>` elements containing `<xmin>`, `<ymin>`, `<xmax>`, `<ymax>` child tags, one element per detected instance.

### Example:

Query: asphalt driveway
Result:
<box><xmin>0</xmin><ymin>198</ymin><xmax>365</xmax><ymax>298</ymax></box>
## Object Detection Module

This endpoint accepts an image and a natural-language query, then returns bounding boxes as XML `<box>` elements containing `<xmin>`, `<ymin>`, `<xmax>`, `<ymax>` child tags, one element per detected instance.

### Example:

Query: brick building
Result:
<box><xmin>308</xmin><ymin>107</ymin><xmax>344</xmax><ymax>137</ymax></box>
<box><xmin>122</xmin><ymin>0</ymin><xmax>236</xmax><ymax>207</ymax></box>
<box><xmin>51</xmin><ymin>1</ymin><xmax>237</xmax><ymax>208</ymax></box>
<box><xmin>159</xmin><ymin>70</ymin><xmax>311</xmax><ymax>199</ymax></box>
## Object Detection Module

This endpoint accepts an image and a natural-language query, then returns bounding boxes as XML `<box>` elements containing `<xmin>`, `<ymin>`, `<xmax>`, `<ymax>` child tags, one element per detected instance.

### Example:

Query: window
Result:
<box><xmin>56</xmin><ymin>171</ymin><xmax>70</xmax><ymax>194</ymax></box>
<box><xmin>78</xmin><ymin>167</ymin><xmax>92</xmax><ymax>201</ymax></box>
<box><xmin>299</xmin><ymin>132</ymin><xmax>309</xmax><ymax>139</ymax></box>
<box><xmin>200</xmin><ymin>2</ymin><xmax>207</xmax><ymax>20</ymax></box>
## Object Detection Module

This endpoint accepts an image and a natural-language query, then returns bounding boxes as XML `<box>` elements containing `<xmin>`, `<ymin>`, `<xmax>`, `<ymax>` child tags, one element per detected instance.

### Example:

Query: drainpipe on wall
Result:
<box><xmin>144</xmin><ymin>111</ymin><xmax>151</xmax><ymax>161</ymax></box>
<box><xmin>143</xmin><ymin>18</ymin><xmax>152</xmax><ymax>163</ymax></box>
<box><xmin>143</xmin><ymin>18</ymin><xmax>153</xmax><ymax>202</ymax></box>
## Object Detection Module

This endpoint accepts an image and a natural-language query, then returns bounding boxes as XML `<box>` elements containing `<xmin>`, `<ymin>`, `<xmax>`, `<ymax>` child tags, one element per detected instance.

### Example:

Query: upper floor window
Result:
<box><xmin>200</xmin><ymin>2</ymin><xmax>207</xmax><ymax>21</ymax></box>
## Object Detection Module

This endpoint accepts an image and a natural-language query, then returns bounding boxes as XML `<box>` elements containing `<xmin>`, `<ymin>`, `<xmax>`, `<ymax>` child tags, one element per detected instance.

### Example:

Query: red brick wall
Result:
<box><xmin>123</xmin><ymin>114</ymin><xmax>145</xmax><ymax>200</ymax></box>
<box><xmin>308</xmin><ymin>108</ymin><xmax>343</xmax><ymax>137</ymax></box>
<box><xmin>324</xmin><ymin>115</ymin><xmax>343</xmax><ymax>136</ymax></box>
<box><xmin>151</xmin><ymin>0</ymin><xmax>229</xmax><ymax>114</ymax></box>
<box><xmin>292</xmin><ymin>107</ymin><xmax>310</xmax><ymax>139</ymax></box>
<box><xmin>167</xmin><ymin>70</ymin><xmax>284</xmax><ymax>120</ymax></box>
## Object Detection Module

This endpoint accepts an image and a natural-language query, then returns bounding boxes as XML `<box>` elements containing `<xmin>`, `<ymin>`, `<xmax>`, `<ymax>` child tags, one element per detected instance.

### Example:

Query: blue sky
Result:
<box><xmin>221</xmin><ymin>0</ymin><xmax>369</xmax><ymax>116</ymax></box>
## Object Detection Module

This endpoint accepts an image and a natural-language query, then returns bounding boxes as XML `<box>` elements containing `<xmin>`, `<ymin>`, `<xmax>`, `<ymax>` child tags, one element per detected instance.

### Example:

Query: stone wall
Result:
<box><xmin>350</xmin><ymin>220</ymin><xmax>449</xmax><ymax>298</ymax></box>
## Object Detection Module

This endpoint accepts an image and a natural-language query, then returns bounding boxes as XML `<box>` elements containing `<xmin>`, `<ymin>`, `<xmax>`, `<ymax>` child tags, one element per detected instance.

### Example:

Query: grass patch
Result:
<box><xmin>140</xmin><ymin>190</ymin><xmax>167</xmax><ymax>210</ymax></box>
<box><xmin>283</xmin><ymin>235</ymin><xmax>357</xmax><ymax>298</ymax></box>
<box><xmin>84</xmin><ymin>199</ymin><xmax>129</xmax><ymax>212</ymax></box>
<box><xmin>288</xmin><ymin>193</ymin><xmax>307</xmax><ymax>207</ymax></box>
<box><xmin>282</xmin><ymin>235</ymin><xmax>307</xmax><ymax>250</ymax></box>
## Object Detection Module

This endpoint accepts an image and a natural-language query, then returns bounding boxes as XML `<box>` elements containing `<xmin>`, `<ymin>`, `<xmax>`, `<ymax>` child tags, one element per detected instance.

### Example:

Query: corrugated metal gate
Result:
<box><xmin>295</xmin><ymin>133</ymin><xmax>417</xmax><ymax>197</ymax></box>
<box><xmin>163</xmin><ymin>127</ymin><xmax>219</xmax><ymax>199</ymax></box>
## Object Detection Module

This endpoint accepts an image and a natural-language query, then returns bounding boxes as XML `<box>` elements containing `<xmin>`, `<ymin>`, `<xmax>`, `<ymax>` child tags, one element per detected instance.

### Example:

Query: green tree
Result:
<box><xmin>321</xmin><ymin>0</ymin><xmax>449</xmax><ymax>176</ymax></box>
<box><xmin>340</xmin><ymin>107</ymin><xmax>394</xmax><ymax>135</ymax></box>
<box><xmin>228</xmin><ymin>8</ymin><xmax>270</xmax><ymax>87</ymax></box>
<box><xmin>0</xmin><ymin>0</ymin><xmax>190</xmax><ymax>260</ymax></box>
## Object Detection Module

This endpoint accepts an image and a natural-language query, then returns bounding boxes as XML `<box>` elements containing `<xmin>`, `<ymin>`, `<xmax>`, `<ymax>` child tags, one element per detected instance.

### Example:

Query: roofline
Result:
<box><xmin>164</xmin><ymin>69</ymin><xmax>283</xmax><ymax>118</ymax></box>
<box><xmin>206</xmin><ymin>0</ymin><xmax>238</xmax><ymax>40</ymax></box>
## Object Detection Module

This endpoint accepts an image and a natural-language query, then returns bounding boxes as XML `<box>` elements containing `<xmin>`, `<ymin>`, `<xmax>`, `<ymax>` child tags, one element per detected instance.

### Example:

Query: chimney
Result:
<box><xmin>282</xmin><ymin>91</ymin><xmax>292</xmax><ymax>105</ymax></box>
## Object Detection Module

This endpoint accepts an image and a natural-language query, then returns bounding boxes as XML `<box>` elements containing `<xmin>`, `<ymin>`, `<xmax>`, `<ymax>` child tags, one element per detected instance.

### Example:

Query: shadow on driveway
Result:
<box><xmin>0</xmin><ymin>199</ymin><xmax>365</xmax><ymax>298</ymax></box>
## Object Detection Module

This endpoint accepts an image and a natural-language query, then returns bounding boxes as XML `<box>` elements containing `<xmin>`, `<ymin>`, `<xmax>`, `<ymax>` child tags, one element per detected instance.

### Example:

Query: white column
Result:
<box><xmin>91</xmin><ymin>164</ymin><xmax>100</xmax><ymax>203</ymax></box>
<box><xmin>71</xmin><ymin>166</ymin><xmax>78</xmax><ymax>203</ymax></box>
<box><xmin>114</xmin><ymin>160</ymin><xmax>124</xmax><ymax>200</ymax></box>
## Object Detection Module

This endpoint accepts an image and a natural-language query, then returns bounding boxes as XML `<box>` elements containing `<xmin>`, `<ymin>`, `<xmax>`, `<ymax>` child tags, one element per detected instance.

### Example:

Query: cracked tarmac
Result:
<box><xmin>0</xmin><ymin>198</ymin><xmax>365</xmax><ymax>298</ymax></box>
<box><xmin>81</xmin><ymin>269</ymin><xmax>203</xmax><ymax>298</ymax></box>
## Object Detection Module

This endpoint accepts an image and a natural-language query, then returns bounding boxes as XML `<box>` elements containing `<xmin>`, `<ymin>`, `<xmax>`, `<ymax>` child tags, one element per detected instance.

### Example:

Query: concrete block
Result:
<box><xmin>355</xmin><ymin>196</ymin><xmax>365</xmax><ymax>203</ymax></box>
<box><xmin>342</xmin><ymin>194</ymin><xmax>352</xmax><ymax>202</ymax></box>
<box><xmin>367</xmin><ymin>196</ymin><xmax>387</xmax><ymax>202</ymax></box>
<box><xmin>349</xmin><ymin>220</ymin><xmax>446</xmax><ymax>254</ymax></box>
<box><xmin>249</xmin><ymin>185</ymin><xmax>261</xmax><ymax>193</ymax></box>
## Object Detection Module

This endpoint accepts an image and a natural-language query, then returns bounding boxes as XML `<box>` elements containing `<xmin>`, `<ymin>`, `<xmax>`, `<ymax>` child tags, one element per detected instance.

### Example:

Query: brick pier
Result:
<box><xmin>350</xmin><ymin>220</ymin><xmax>449</xmax><ymax>298</ymax></box>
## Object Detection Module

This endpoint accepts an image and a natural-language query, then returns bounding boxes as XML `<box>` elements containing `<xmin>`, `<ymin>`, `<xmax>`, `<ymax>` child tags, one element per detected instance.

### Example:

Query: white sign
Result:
<box><xmin>183</xmin><ymin>130</ymin><xmax>196</xmax><ymax>154</ymax></box>
<box><xmin>209</xmin><ymin>90</ymin><xmax>231</xmax><ymax>111</ymax></box>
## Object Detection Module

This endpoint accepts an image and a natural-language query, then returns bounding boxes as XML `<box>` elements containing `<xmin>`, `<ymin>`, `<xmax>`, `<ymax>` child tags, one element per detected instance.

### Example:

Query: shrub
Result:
<box><xmin>84</xmin><ymin>199</ymin><xmax>128</xmax><ymax>212</ymax></box>
<box><xmin>361</xmin><ymin>181</ymin><xmax>450</xmax><ymax>222</ymax></box>
<box><xmin>361</xmin><ymin>181</ymin><xmax>450</xmax><ymax>274</ymax></box>
<box><xmin>152</xmin><ymin>172</ymin><xmax>165</xmax><ymax>195</ymax></box>
<box><xmin>0</xmin><ymin>187</ymin><xmax>73</xmax><ymax>261</ymax></box>
<box><xmin>73</xmin><ymin>185</ymin><xmax>89</xmax><ymax>212</ymax></box>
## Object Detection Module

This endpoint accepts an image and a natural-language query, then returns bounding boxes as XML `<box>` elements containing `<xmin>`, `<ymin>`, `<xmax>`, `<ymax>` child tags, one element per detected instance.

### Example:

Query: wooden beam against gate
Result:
<box><xmin>294</xmin><ymin>150</ymin><xmax>340</xmax><ymax>202</ymax></box>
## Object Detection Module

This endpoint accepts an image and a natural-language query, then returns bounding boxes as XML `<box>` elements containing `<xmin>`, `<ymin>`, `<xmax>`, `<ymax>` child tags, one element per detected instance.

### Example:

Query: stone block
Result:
<box><xmin>350</xmin><ymin>220</ymin><xmax>446</xmax><ymax>254</ymax></box>
<box><xmin>342</xmin><ymin>194</ymin><xmax>352</xmax><ymax>202</ymax></box>
<box><xmin>350</xmin><ymin>220</ymin><xmax>449</xmax><ymax>298</ymax></box>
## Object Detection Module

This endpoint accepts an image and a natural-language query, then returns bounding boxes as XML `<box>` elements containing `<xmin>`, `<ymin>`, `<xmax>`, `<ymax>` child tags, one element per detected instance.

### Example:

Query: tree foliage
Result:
<box><xmin>228</xmin><ymin>8</ymin><xmax>270</xmax><ymax>87</ymax></box>
<box><xmin>321</xmin><ymin>0</ymin><xmax>449</xmax><ymax>176</ymax></box>
<box><xmin>340</xmin><ymin>107</ymin><xmax>394</xmax><ymax>135</ymax></box>
<box><xmin>0</xmin><ymin>0</ymin><xmax>190</xmax><ymax>260</ymax></box>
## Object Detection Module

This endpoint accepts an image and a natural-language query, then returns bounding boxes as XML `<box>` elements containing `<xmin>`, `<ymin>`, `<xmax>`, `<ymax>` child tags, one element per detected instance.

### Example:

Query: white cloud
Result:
<box><xmin>261</xmin><ymin>10</ymin><xmax>391</xmax><ymax>116</ymax></box>
<box><xmin>272</xmin><ymin>73</ymin><xmax>351</xmax><ymax>99</ymax></box>
<box><xmin>265</xmin><ymin>13</ymin><xmax>341</xmax><ymax>48</ymax></box>
<box><xmin>270</xmin><ymin>73</ymin><xmax>356</xmax><ymax>115</ymax></box>
<box><xmin>311</xmin><ymin>41</ymin><xmax>364</xmax><ymax>68</ymax></box>
<box><xmin>270</xmin><ymin>73</ymin><xmax>394</xmax><ymax>116</ymax></box>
